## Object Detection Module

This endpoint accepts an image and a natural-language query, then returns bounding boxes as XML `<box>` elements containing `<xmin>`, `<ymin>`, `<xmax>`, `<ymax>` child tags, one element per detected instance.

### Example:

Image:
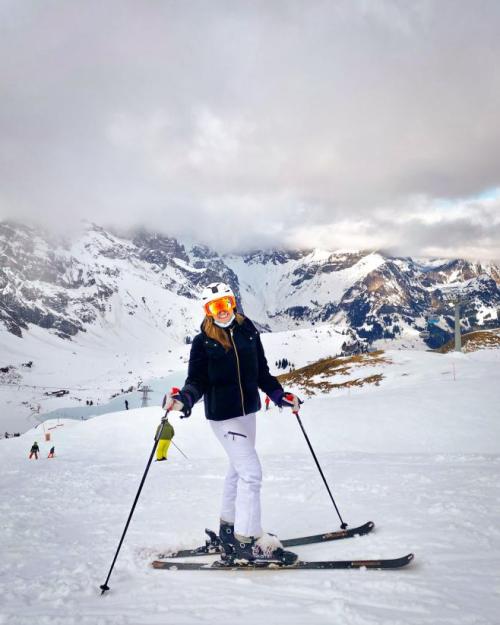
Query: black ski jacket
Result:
<box><xmin>181</xmin><ymin>317</ymin><xmax>282</xmax><ymax>421</ymax></box>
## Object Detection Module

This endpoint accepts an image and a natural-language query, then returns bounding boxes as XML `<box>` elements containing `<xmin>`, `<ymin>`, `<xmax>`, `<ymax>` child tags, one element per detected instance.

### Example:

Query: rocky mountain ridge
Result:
<box><xmin>1</xmin><ymin>221</ymin><xmax>500</xmax><ymax>351</ymax></box>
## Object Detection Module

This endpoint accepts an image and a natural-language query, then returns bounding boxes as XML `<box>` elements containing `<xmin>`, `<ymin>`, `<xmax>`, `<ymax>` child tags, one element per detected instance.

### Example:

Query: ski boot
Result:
<box><xmin>232</xmin><ymin>533</ymin><xmax>299</xmax><ymax>567</ymax></box>
<box><xmin>218</xmin><ymin>520</ymin><xmax>236</xmax><ymax>560</ymax></box>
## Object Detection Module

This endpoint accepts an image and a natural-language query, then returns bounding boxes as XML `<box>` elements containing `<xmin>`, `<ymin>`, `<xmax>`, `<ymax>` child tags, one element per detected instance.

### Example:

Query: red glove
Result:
<box><xmin>162</xmin><ymin>387</ymin><xmax>192</xmax><ymax>417</ymax></box>
<box><xmin>280</xmin><ymin>392</ymin><xmax>303</xmax><ymax>413</ymax></box>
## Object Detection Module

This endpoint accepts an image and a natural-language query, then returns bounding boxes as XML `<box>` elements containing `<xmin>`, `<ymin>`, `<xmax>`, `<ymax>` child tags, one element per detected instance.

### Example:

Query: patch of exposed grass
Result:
<box><xmin>436</xmin><ymin>329</ymin><xmax>500</xmax><ymax>354</ymax></box>
<box><xmin>277</xmin><ymin>351</ymin><xmax>390</xmax><ymax>396</ymax></box>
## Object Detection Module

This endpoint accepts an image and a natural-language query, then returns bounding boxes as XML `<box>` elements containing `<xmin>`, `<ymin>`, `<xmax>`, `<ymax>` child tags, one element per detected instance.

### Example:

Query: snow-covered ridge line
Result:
<box><xmin>1</xmin><ymin>221</ymin><xmax>499</xmax><ymax>346</ymax></box>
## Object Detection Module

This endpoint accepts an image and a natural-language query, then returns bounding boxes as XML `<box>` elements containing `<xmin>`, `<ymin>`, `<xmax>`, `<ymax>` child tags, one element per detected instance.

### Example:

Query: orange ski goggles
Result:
<box><xmin>204</xmin><ymin>295</ymin><xmax>236</xmax><ymax>317</ymax></box>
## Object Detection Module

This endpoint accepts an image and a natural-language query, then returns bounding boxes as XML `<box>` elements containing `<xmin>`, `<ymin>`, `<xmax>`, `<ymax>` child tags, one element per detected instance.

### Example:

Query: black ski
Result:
<box><xmin>157</xmin><ymin>521</ymin><xmax>375</xmax><ymax>559</ymax></box>
<box><xmin>152</xmin><ymin>552</ymin><xmax>414</xmax><ymax>571</ymax></box>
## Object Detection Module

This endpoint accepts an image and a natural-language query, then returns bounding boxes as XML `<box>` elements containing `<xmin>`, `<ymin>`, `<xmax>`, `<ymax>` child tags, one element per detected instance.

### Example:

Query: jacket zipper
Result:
<box><xmin>229</xmin><ymin>327</ymin><xmax>246</xmax><ymax>416</ymax></box>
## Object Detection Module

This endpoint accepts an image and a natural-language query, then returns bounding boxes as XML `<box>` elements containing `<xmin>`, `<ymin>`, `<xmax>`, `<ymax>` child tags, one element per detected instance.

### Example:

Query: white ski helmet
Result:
<box><xmin>201</xmin><ymin>282</ymin><xmax>236</xmax><ymax>312</ymax></box>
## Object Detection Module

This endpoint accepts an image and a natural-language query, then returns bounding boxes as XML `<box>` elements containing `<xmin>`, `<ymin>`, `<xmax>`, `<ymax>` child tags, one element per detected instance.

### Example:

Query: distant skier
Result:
<box><xmin>264</xmin><ymin>395</ymin><xmax>270</xmax><ymax>411</ymax></box>
<box><xmin>47</xmin><ymin>446</ymin><xmax>55</xmax><ymax>459</ymax></box>
<box><xmin>162</xmin><ymin>282</ymin><xmax>302</xmax><ymax>565</ymax></box>
<box><xmin>155</xmin><ymin>417</ymin><xmax>174</xmax><ymax>462</ymax></box>
<box><xmin>125</xmin><ymin>399</ymin><xmax>129</xmax><ymax>410</ymax></box>
<box><xmin>29</xmin><ymin>442</ymin><xmax>40</xmax><ymax>459</ymax></box>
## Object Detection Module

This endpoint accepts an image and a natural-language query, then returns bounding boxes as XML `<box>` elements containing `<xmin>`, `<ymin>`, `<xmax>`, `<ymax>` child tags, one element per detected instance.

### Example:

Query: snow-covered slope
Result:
<box><xmin>1</xmin><ymin>348</ymin><xmax>499</xmax><ymax>624</ymax></box>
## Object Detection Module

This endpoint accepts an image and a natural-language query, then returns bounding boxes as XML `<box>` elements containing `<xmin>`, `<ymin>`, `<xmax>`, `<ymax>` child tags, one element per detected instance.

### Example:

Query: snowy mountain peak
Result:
<box><xmin>1</xmin><ymin>221</ymin><xmax>499</xmax><ymax>349</ymax></box>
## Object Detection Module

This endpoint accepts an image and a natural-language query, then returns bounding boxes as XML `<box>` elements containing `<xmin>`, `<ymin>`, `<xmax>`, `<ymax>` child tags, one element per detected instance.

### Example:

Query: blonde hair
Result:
<box><xmin>202</xmin><ymin>313</ymin><xmax>245</xmax><ymax>351</ymax></box>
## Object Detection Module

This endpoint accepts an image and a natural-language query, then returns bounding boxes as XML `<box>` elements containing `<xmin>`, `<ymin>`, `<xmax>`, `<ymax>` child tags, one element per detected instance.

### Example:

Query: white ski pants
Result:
<box><xmin>209</xmin><ymin>412</ymin><xmax>263</xmax><ymax>538</ymax></box>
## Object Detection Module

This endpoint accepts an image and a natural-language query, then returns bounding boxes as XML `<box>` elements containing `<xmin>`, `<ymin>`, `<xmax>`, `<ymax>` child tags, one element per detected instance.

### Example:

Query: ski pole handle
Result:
<box><xmin>283</xmin><ymin>392</ymin><xmax>303</xmax><ymax>414</ymax></box>
<box><xmin>162</xmin><ymin>386</ymin><xmax>191</xmax><ymax>419</ymax></box>
<box><xmin>170</xmin><ymin>386</ymin><xmax>192</xmax><ymax>419</ymax></box>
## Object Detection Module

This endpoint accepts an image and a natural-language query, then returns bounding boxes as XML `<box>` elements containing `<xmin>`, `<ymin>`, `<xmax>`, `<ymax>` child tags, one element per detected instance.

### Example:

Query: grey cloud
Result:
<box><xmin>1</xmin><ymin>0</ymin><xmax>500</xmax><ymax>257</ymax></box>
<box><xmin>365</xmin><ymin>202</ymin><xmax>500</xmax><ymax>261</ymax></box>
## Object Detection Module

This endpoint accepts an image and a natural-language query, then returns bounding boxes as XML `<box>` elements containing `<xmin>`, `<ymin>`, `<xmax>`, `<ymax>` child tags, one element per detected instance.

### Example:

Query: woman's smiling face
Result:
<box><xmin>215</xmin><ymin>308</ymin><xmax>232</xmax><ymax>323</ymax></box>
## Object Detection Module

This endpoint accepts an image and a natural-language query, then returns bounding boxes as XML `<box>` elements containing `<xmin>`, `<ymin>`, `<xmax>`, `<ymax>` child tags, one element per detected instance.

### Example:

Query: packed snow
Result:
<box><xmin>1</xmin><ymin>344</ymin><xmax>499</xmax><ymax>624</ymax></box>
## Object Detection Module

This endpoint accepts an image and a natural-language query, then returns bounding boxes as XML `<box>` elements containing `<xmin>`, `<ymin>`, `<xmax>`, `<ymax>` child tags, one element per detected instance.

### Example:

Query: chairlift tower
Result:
<box><xmin>139</xmin><ymin>385</ymin><xmax>153</xmax><ymax>408</ymax></box>
<box><xmin>442</xmin><ymin>290</ymin><xmax>470</xmax><ymax>352</ymax></box>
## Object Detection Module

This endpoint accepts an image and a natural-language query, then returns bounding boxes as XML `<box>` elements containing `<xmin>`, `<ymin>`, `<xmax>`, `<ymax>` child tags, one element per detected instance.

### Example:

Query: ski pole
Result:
<box><xmin>171</xmin><ymin>439</ymin><xmax>189</xmax><ymax>460</ymax></box>
<box><xmin>100</xmin><ymin>410</ymin><xmax>170</xmax><ymax>595</ymax></box>
<box><xmin>293</xmin><ymin>409</ymin><xmax>348</xmax><ymax>529</ymax></box>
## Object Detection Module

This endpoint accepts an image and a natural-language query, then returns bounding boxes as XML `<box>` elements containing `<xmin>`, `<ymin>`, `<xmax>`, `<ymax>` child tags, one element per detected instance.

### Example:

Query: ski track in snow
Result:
<box><xmin>1</xmin><ymin>349</ymin><xmax>500</xmax><ymax>624</ymax></box>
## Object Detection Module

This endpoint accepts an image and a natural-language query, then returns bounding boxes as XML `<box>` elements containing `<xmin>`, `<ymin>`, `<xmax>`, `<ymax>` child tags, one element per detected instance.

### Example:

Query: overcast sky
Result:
<box><xmin>1</xmin><ymin>0</ymin><xmax>499</xmax><ymax>258</ymax></box>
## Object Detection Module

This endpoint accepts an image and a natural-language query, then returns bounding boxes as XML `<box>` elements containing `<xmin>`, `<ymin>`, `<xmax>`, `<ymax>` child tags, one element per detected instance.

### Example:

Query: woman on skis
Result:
<box><xmin>164</xmin><ymin>282</ymin><xmax>302</xmax><ymax>565</ymax></box>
